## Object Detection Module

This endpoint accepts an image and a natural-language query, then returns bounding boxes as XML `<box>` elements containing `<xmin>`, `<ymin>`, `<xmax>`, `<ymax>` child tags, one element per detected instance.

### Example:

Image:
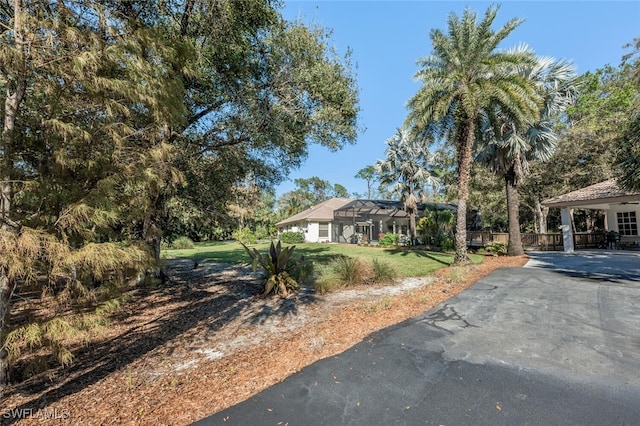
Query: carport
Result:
<box><xmin>543</xmin><ymin>179</ymin><xmax>640</xmax><ymax>252</ymax></box>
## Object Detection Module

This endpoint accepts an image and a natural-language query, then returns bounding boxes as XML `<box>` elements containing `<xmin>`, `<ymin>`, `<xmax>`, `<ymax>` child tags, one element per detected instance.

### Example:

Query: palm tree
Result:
<box><xmin>476</xmin><ymin>57</ymin><xmax>577</xmax><ymax>255</ymax></box>
<box><xmin>376</xmin><ymin>127</ymin><xmax>439</xmax><ymax>244</ymax></box>
<box><xmin>405</xmin><ymin>5</ymin><xmax>541</xmax><ymax>264</ymax></box>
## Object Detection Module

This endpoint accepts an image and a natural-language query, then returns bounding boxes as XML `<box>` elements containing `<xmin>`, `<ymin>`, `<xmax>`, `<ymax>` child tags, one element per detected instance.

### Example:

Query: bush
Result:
<box><xmin>280</xmin><ymin>231</ymin><xmax>304</xmax><ymax>244</ymax></box>
<box><xmin>371</xmin><ymin>258</ymin><xmax>397</xmax><ymax>283</ymax></box>
<box><xmin>378</xmin><ymin>233</ymin><xmax>400</xmax><ymax>247</ymax></box>
<box><xmin>233</xmin><ymin>227</ymin><xmax>257</xmax><ymax>244</ymax></box>
<box><xmin>254</xmin><ymin>225</ymin><xmax>271</xmax><ymax>241</ymax></box>
<box><xmin>314</xmin><ymin>275</ymin><xmax>341</xmax><ymax>295</ymax></box>
<box><xmin>314</xmin><ymin>256</ymin><xmax>362</xmax><ymax>293</ymax></box>
<box><xmin>331</xmin><ymin>255</ymin><xmax>367</xmax><ymax>286</ymax></box>
<box><xmin>170</xmin><ymin>236</ymin><xmax>194</xmax><ymax>249</ymax></box>
<box><xmin>486</xmin><ymin>242</ymin><xmax>508</xmax><ymax>256</ymax></box>
<box><xmin>314</xmin><ymin>255</ymin><xmax>398</xmax><ymax>294</ymax></box>
<box><xmin>433</xmin><ymin>231</ymin><xmax>454</xmax><ymax>251</ymax></box>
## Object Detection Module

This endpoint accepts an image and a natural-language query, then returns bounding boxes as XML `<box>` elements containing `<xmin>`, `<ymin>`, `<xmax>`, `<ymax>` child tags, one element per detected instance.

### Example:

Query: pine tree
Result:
<box><xmin>0</xmin><ymin>0</ymin><xmax>185</xmax><ymax>388</ymax></box>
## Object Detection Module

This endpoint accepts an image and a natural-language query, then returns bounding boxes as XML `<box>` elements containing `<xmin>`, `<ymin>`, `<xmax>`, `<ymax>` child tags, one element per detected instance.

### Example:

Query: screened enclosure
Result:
<box><xmin>333</xmin><ymin>200</ymin><xmax>457</xmax><ymax>243</ymax></box>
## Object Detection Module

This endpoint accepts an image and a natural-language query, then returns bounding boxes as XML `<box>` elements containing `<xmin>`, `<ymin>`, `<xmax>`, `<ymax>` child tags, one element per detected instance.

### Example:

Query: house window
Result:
<box><xmin>617</xmin><ymin>211</ymin><xmax>638</xmax><ymax>236</ymax></box>
<box><xmin>319</xmin><ymin>222</ymin><xmax>329</xmax><ymax>238</ymax></box>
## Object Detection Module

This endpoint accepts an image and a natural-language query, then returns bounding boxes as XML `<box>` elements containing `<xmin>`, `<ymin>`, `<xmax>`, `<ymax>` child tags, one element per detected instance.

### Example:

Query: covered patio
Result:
<box><xmin>542</xmin><ymin>179</ymin><xmax>640</xmax><ymax>252</ymax></box>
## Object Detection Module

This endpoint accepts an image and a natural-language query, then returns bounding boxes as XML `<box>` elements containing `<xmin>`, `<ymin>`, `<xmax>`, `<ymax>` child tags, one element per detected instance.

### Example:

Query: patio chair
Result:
<box><xmin>606</xmin><ymin>230</ymin><xmax>620</xmax><ymax>250</ymax></box>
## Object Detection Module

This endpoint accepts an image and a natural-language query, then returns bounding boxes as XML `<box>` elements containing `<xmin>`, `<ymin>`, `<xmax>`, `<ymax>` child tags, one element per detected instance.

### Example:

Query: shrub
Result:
<box><xmin>314</xmin><ymin>275</ymin><xmax>342</xmax><ymax>295</ymax></box>
<box><xmin>233</xmin><ymin>227</ymin><xmax>257</xmax><ymax>244</ymax></box>
<box><xmin>331</xmin><ymin>255</ymin><xmax>368</xmax><ymax>286</ymax></box>
<box><xmin>254</xmin><ymin>225</ymin><xmax>271</xmax><ymax>241</ymax></box>
<box><xmin>241</xmin><ymin>240</ymin><xmax>309</xmax><ymax>297</ymax></box>
<box><xmin>441</xmin><ymin>239</ymin><xmax>454</xmax><ymax>251</ymax></box>
<box><xmin>280</xmin><ymin>231</ymin><xmax>304</xmax><ymax>244</ymax></box>
<box><xmin>371</xmin><ymin>258</ymin><xmax>397</xmax><ymax>283</ymax></box>
<box><xmin>289</xmin><ymin>255</ymin><xmax>315</xmax><ymax>285</ymax></box>
<box><xmin>379</xmin><ymin>233</ymin><xmax>400</xmax><ymax>247</ymax></box>
<box><xmin>170</xmin><ymin>236</ymin><xmax>194</xmax><ymax>250</ymax></box>
<box><xmin>434</xmin><ymin>231</ymin><xmax>454</xmax><ymax>251</ymax></box>
<box><xmin>314</xmin><ymin>256</ymin><xmax>398</xmax><ymax>294</ymax></box>
<box><xmin>486</xmin><ymin>242</ymin><xmax>508</xmax><ymax>256</ymax></box>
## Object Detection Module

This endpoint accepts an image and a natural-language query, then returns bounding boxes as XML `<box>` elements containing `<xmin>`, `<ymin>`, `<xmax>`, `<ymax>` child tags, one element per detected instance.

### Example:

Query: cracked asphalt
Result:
<box><xmin>193</xmin><ymin>251</ymin><xmax>640</xmax><ymax>426</ymax></box>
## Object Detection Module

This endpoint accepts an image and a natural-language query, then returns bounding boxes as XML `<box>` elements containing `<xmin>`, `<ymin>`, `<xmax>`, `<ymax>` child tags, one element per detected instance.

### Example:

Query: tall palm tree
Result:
<box><xmin>476</xmin><ymin>57</ymin><xmax>577</xmax><ymax>255</ymax></box>
<box><xmin>405</xmin><ymin>5</ymin><xmax>541</xmax><ymax>264</ymax></box>
<box><xmin>376</xmin><ymin>127</ymin><xmax>439</xmax><ymax>244</ymax></box>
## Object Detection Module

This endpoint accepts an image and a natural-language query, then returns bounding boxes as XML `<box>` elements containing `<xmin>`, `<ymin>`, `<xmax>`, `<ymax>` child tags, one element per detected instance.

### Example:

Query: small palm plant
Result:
<box><xmin>241</xmin><ymin>240</ymin><xmax>309</xmax><ymax>297</ymax></box>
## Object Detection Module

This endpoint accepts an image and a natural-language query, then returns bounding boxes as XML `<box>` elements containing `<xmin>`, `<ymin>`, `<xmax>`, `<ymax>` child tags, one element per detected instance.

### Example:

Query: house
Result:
<box><xmin>333</xmin><ymin>199</ymin><xmax>457</xmax><ymax>243</ymax></box>
<box><xmin>543</xmin><ymin>179</ymin><xmax>640</xmax><ymax>252</ymax></box>
<box><xmin>276</xmin><ymin>198</ymin><xmax>457</xmax><ymax>244</ymax></box>
<box><xmin>276</xmin><ymin>198</ymin><xmax>352</xmax><ymax>243</ymax></box>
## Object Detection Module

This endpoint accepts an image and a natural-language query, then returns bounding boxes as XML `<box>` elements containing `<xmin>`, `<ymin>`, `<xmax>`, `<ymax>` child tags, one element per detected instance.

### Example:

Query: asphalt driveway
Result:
<box><xmin>194</xmin><ymin>250</ymin><xmax>640</xmax><ymax>425</ymax></box>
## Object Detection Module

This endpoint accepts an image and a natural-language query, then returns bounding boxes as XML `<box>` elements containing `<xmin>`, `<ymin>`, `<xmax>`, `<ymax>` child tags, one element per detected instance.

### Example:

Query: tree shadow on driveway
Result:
<box><xmin>525</xmin><ymin>250</ymin><xmax>640</xmax><ymax>284</ymax></box>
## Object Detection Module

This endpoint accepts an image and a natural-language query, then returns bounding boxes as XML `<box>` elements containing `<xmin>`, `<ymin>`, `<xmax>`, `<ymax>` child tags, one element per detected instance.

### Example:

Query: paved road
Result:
<box><xmin>194</xmin><ymin>251</ymin><xmax>640</xmax><ymax>426</ymax></box>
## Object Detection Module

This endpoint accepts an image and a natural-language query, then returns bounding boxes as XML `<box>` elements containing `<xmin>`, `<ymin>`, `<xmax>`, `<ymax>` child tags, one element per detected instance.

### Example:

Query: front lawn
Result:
<box><xmin>163</xmin><ymin>241</ymin><xmax>485</xmax><ymax>278</ymax></box>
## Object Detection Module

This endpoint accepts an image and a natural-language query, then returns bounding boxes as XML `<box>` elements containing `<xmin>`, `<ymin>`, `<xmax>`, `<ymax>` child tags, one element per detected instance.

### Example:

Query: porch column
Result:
<box><xmin>560</xmin><ymin>207</ymin><xmax>574</xmax><ymax>252</ymax></box>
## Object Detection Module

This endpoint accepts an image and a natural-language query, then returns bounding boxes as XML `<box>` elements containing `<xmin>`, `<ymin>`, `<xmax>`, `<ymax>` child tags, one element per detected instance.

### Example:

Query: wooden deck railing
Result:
<box><xmin>467</xmin><ymin>231</ymin><xmax>606</xmax><ymax>251</ymax></box>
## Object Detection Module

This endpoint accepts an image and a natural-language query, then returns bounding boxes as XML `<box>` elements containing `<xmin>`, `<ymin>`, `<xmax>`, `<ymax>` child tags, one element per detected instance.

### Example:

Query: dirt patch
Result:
<box><xmin>2</xmin><ymin>254</ymin><xmax>529</xmax><ymax>425</ymax></box>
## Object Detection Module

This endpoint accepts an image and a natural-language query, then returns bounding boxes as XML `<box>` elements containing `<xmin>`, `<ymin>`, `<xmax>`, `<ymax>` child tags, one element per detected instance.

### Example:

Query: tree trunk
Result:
<box><xmin>505</xmin><ymin>168</ymin><xmax>524</xmax><ymax>256</ymax></box>
<box><xmin>541</xmin><ymin>205</ymin><xmax>549</xmax><ymax>234</ymax></box>
<box><xmin>2</xmin><ymin>0</ymin><xmax>27</xmax><ymax>226</ymax></box>
<box><xmin>0</xmin><ymin>182</ymin><xmax>11</xmax><ymax>229</ymax></box>
<box><xmin>409</xmin><ymin>211</ymin><xmax>417</xmax><ymax>245</ymax></box>
<box><xmin>0</xmin><ymin>0</ymin><xmax>28</xmax><ymax>389</ymax></box>
<box><xmin>453</xmin><ymin>121</ymin><xmax>475</xmax><ymax>265</ymax></box>
<box><xmin>0</xmin><ymin>271</ymin><xmax>14</xmax><ymax>390</ymax></box>
<box><xmin>142</xmin><ymin>189</ymin><xmax>168</xmax><ymax>283</ymax></box>
<box><xmin>533</xmin><ymin>196</ymin><xmax>548</xmax><ymax>234</ymax></box>
<box><xmin>143</xmin><ymin>217</ymin><xmax>164</xmax><ymax>279</ymax></box>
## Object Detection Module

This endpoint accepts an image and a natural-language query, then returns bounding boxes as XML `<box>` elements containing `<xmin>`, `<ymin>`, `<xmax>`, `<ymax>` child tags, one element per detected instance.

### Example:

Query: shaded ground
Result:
<box><xmin>2</xmin><ymin>254</ymin><xmax>528</xmax><ymax>425</ymax></box>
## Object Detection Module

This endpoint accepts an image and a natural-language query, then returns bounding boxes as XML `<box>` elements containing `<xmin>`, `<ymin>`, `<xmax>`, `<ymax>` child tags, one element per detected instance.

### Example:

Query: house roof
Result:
<box><xmin>336</xmin><ymin>199</ymin><xmax>457</xmax><ymax>213</ymax></box>
<box><xmin>543</xmin><ymin>179</ymin><xmax>640</xmax><ymax>208</ymax></box>
<box><xmin>276</xmin><ymin>198</ymin><xmax>353</xmax><ymax>226</ymax></box>
<box><xmin>334</xmin><ymin>199</ymin><xmax>457</xmax><ymax>219</ymax></box>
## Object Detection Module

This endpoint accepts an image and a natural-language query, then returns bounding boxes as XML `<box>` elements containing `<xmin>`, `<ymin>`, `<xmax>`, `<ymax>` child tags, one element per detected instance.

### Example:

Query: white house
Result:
<box><xmin>276</xmin><ymin>198</ymin><xmax>458</xmax><ymax>244</ymax></box>
<box><xmin>276</xmin><ymin>198</ymin><xmax>352</xmax><ymax>243</ymax></box>
<box><xmin>543</xmin><ymin>179</ymin><xmax>640</xmax><ymax>252</ymax></box>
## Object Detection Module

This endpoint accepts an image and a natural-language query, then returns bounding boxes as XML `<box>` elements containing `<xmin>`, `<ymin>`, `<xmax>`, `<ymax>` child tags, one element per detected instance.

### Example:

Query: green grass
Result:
<box><xmin>162</xmin><ymin>241</ymin><xmax>484</xmax><ymax>278</ymax></box>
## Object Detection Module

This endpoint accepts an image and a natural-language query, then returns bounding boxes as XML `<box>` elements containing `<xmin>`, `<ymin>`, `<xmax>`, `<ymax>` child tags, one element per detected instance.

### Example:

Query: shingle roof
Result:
<box><xmin>276</xmin><ymin>198</ymin><xmax>353</xmax><ymax>226</ymax></box>
<box><xmin>542</xmin><ymin>179</ymin><xmax>640</xmax><ymax>207</ymax></box>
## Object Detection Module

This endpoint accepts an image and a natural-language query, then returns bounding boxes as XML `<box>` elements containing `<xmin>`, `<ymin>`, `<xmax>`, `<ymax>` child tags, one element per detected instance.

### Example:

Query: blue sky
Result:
<box><xmin>275</xmin><ymin>1</ymin><xmax>640</xmax><ymax>199</ymax></box>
